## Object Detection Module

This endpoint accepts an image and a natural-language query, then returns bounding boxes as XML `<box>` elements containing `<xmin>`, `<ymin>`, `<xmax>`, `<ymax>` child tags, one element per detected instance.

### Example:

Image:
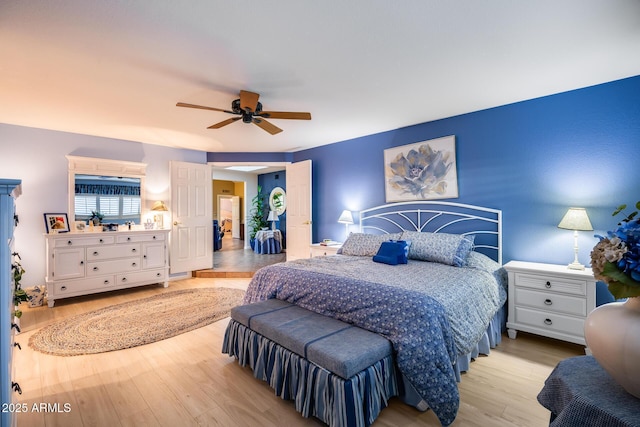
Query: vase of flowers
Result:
<box><xmin>586</xmin><ymin>200</ymin><xmax>640</xmax><ymax>398</ymax></box>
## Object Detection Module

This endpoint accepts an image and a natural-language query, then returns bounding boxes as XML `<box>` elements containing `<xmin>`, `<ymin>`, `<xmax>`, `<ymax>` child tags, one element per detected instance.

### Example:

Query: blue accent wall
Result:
<box><xmin>291</xmin><ymin>75</ymin><xmax>640</xmax><ymax>265</ymax></box>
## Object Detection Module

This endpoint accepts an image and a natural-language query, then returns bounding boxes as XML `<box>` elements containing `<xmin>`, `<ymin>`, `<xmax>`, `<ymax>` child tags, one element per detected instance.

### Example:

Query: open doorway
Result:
<box><xmin>217</xmin><ymin>194</ymin><xmax>240</xmax><ymax>239</ymax></box>
<box><xmin>209</xmin><ymin>165</ymin><xmax>287</xmax><ymax>275</ymax></box>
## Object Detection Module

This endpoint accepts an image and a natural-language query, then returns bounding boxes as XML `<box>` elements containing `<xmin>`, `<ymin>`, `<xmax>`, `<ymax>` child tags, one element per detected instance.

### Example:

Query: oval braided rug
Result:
<box><xmin>29</xmin><ymin>288</ymin><xmax>245</xmax><ymax>356</ymax></box>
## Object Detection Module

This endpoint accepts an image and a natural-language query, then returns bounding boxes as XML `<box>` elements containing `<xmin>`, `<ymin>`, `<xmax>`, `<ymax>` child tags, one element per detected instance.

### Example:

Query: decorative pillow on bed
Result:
<box><xmin>339</xmin><ymin>232</ymin><xmax>402</xmax><ymax>257</ymax></box>
<box><xmin>401</xmin><ymin>231</ymin><xmax>474</xmax><ymax>267</ymax></box>
<box><xmin>372</xmin><ymin>240</ymin><xmax>411</xmax><ymax>265</ymax></box>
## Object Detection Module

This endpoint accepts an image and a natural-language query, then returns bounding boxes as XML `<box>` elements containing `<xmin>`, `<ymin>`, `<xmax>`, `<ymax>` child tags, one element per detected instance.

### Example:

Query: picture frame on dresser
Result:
<box><xmin>43</xmin><ymin>213</ymin><xmax>70</xmax><ymax>233</ymax></box>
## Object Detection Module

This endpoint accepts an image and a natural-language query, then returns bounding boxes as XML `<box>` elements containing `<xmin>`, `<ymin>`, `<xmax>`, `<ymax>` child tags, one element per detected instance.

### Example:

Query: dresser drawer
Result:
<box><xmin>52</xmin><ymin>276</ymin><xmax>115</xmax><ymax>295</ymax></box>
<box><xmin>53</xmin><ymin>235</ymin><xmax>115</xmax><ymax>247</ymax></box>
<box><xmin>514</xmin><ymin>288</ymin><xmax>587</xmax><ymax>317</ymax></box>
<box><xmin>515</xmin><ymin>272</ymin><xmax>586</xmax><ymax>296</ymax></box>
<box><xmin>117</xmin><ymin>233</ymin><xmax>166</xmax><ymax>243</ymax></box>
<box><xmin>116</xmin><ymin>269</ymin><xmax>165</xmax><ymax>285</ymax></box>
<box><xmin>87</xmin><ymin>243</ymin><xmax>141</xmax><ymax>261</ymax></box>
<box><xmin>514</xmin><ymin>306</ymin><xmax>585</xmax><ymax>337</ymax></box>
<box><xmin>86</xmin><ymin>258</ymin><xmax>141</xmax><ymax>276</ymax></box>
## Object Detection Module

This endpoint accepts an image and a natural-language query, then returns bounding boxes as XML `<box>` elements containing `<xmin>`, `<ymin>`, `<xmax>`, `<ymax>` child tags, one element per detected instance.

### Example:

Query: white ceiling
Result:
<box><xmin>2</xmin><ymin>1</ymin><xmax>639</xmax><ymax>154</ymax></box>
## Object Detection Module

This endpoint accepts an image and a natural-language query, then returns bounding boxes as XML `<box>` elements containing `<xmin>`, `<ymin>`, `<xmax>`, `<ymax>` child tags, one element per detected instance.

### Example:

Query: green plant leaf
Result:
<box><xmin>602</xmin><ymin>262</ymin><xmax>640</xmax><ymax>299</ymax></box>
<box><xmin>612</xmin><ymin>204</ymin><xmax>627</xmax><ymax>216</ymax></box>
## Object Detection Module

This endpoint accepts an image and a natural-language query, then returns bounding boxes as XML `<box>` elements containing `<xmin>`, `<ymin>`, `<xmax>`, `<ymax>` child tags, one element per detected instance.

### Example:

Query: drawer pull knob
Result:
<box><xmin>60</xmin><ymin>286</ymin><xmax>67</xmax><ymax>291</ymax></box>
<box><xmin>143</xmin><ymin>255</ymin><xmax>147</xmax><ymax>259</ymax></box>
<box><xmin>156</xmin><ymin>273</ymin><xmax>161</xmax><ymax>277</ymax></box>
<box><xmin>132</xmin><ymin>248</ymin><xmax>137</xmax><ymax>253</ymax></box>
<box><xmin>99</xmin><ymin>239</ymin><xmax>104</xmax><ymax>243</ymax></box>
<box><xmin>544</xmin><ymin>299</ymin><xmax>552</xmax><ymax>305</ymax></box>
<box><xmin>127</xmin><ymin>237</ymin><xmax>131</xmax><ymax>241</ymax></box>
<box><xmin>544</xmin><ymin>318</ymin><xmax>553</xmax><ymax>325</ymax></box>
<box><xmin>104</xmin><ymin>280</ymin><xmax>110</xmax><ymax>285</ymax></box>
<box><xmin>67</xmin><ymin>240</ymin><xmax>72</xmax><ymax>245</ymax></box>
<box><xmin>80</xmin><ymin>261</ymin><xmax>84</xmax><ymax>265</ymax></box>
<box><xmin>153</xmin><ymin>235</ymin><xmax>157</xmax><ymax>240</ymax></box>
<box><xmin>93</xmin><ymin>251</ymin><xmax>99</xmax><ymax>256</ymax></box>
<box><xmin>122</xmin><ymin>277</ymin><xmax>127</xmax><ymax>282</ymax></box>
<box><xmin>132</xmin><ymin>262</ymin><xmax>137</xmax><ymax>267</ymax></box>
<box><xmin>545</xmin><ymin>281</ymin><xmax>551</xmax><ymax>288</ymax></box>
<box><xmin>93</xmin><ymin>267</ymin><xmax>99</xmax><ymax>271</ymax></box>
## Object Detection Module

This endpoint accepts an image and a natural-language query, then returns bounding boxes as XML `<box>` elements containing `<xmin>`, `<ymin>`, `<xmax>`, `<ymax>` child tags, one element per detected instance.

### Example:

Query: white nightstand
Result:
<box><xmin>310</xmin><ymin>243</ymin><xmax>342</xmax><ymax>257</ymax></box>
<box><xmin>504</xmin><ymin>261</ymin><xmax>596</xmax><ymax>347</ymax></box>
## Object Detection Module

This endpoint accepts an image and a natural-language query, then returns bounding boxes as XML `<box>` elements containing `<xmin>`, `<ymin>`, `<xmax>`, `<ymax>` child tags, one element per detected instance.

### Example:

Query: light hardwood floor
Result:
<box><xmin>13</xmin><ymin>277</ymin><xmax>582</xmax><ymax>427</ymax></box>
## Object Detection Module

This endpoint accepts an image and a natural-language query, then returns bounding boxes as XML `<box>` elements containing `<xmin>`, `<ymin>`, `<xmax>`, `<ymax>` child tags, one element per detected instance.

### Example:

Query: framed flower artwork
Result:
<box><xmin>384</xmin><ymin>135</ymin><xmax>458</xmax><ymax>202</ymax></box>
<box><xmin>43</xmin><ymin>213</ymin><xmax>70</xmax><ymax>233</ymax></box>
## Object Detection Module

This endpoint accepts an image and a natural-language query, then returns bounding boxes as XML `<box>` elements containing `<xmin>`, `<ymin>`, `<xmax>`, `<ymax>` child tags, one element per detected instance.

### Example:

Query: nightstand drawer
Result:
<box><xmin>515</xmin><ymin>273</ymin><xmax>586</xmax><ymax>296</ymax></box>
<box><xmin>514</xmin><ymin>306</ymin><xmax>585</xmax><ymax>337</ymax></box>
<box><xmin>514</xmin><ymin>288</ymin><xmax>587</xmax><ymax>317</ymax></box>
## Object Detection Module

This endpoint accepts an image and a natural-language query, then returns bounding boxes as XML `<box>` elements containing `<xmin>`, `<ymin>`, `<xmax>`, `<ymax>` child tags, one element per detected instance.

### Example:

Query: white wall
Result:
<box><xmin>0</xmin><ymin>124</ymin><xmax>206</xmax><ymax>287</ymax></box>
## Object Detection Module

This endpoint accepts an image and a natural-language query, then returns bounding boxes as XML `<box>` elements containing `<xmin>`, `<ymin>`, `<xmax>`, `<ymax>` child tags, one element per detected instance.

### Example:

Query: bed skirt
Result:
<box><xmin>222</xmin><ymin>320</ymin><xmax>398</xmax><ymax>427</ymax></box>
<box><xmin>456</xmin><ymin>304</ymin><xmax>506</xmax><ymax>376</ymax></box>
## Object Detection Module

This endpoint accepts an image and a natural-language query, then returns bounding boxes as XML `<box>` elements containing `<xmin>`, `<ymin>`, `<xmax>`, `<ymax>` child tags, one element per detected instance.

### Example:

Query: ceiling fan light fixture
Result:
<box><xmin>176</xmin><ymin>90</ymin><xmax>310</xmax><ymax>135</ymax></box>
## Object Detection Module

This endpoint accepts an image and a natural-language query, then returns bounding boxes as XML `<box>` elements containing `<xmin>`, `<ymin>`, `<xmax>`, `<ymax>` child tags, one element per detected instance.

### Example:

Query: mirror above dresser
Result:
<box><xmin>67</xmin><ymin>155</ymin><xmax>147</xmax><ymax>226</ymax></box>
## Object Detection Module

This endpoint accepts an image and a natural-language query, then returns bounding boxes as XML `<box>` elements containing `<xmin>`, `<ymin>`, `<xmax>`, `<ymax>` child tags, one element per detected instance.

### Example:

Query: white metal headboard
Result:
<box><xmin>359</xmin><ymin>201</ymin><xmax>502</xmax><ymax>264</ymax></box>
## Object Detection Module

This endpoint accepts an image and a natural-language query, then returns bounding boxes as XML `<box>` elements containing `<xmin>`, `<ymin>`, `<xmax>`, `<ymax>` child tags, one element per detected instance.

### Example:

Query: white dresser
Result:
<box><xmin>45</xmin><ymin>229</ymin><xmax>169</xmax><ymax>307</ymax></box>
<box><xmin>505</xmin><ymin>260</ymin><xmax>596</xmax><ymax>346</ymax></box>
<box><xmin>1</xmin><ymin>179</ymin><xmax>21</xmax><ymax>427</ymax></box>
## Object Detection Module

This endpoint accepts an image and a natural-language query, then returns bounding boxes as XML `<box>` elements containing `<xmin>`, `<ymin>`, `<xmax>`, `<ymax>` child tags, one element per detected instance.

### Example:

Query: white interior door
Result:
<box><xmin>285</xmin><ymin>160</ymin><xmax>312</xmax><ymax>261</ymax></box>
<box><xmin>170</xmin><ymin>161</ymin><xmax>213</xmax><ymax>274</ymax></box>
<box><xmin>231</xmin><ymin>195</ymin><xmax>240</xmax><ymax>239</ymax></box>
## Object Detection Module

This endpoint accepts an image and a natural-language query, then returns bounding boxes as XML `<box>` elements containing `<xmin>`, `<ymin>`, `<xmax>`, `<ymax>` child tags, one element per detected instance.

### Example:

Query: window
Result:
<box><xmin>75</xmin><ymin>195</ymin><xmax>140</xmax><ymax>222</ymax></box>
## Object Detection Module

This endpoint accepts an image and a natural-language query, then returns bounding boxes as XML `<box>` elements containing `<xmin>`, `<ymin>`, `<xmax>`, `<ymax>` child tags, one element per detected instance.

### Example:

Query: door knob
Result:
<box><xmin>173</xmin><ymin>221</ymin><xmax>181</xmax><ymax>226</ymax></box>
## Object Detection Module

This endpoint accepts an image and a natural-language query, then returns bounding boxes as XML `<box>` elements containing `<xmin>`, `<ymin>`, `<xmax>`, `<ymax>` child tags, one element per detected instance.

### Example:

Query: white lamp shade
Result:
<box><xmin>337</xmin><ymin>210</ymin><xmax>354</xmax><ymax>224</ymax></box>
<box><xmin>267</xmin><ymin>210</ymin><xmax>279</xmax><ymax>222</ymax></box>
<box><xmin>558</xmin><ymin>207</ymin><xmax>593</xmax><ymax>231</ymax></box>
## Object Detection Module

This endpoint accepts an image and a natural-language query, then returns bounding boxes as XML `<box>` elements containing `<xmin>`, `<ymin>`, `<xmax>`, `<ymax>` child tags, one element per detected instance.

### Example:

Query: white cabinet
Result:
<box><xmin>310</xmin><ymin>243</ymin><xmax>342</xmax><ymax>257</ymax></box>
<box><xmin>1</xmin><ymin>179</ymin><xmax>21</xmax><ymax>427</ymax></box>
<box><xmin>45</xmin><ymin>229</ymin><xmax>169</xmax><ymax>307</ymax></box>
<box><xmin>505</xmin><ymin>260</ymin><xmax>596</xmax><ymax>346</ymax></box>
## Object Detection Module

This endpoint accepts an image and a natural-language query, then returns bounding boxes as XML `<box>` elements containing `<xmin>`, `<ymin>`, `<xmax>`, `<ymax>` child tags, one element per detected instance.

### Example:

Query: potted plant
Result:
<box><xmin>248</xmin><ymin>186</ymin><xmax>268</xmax><ymax>250</ymax></box>
<box><xmin>586</xmin><ymin>200</ymin><xmax>640</xmax><ymax>398</ymax></box>
<box><xmin>89</xmin><ymin>210</ymin><xmax>104</xmax><ymax>225</ymax></box>
<box><xmin>12</xmin><ymin>252</ymin><xmax>27</xmax><ymax>320</ymax></box>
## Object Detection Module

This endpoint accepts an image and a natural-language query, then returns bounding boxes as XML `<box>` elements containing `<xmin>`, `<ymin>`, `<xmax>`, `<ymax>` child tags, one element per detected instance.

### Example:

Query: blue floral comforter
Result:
<box><xmin>243</xmin><ymin>253</ymin><xmax>507</xmax><ymax>426</ymax></box>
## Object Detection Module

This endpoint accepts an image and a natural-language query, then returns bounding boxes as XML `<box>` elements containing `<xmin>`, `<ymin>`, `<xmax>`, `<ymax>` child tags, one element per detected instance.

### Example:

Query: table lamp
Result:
<box><xmin>151</xmin><ymin>200</ymin><xmax>168</xmax><ymax>229</ymax></box>
<box><xmin>337</xmin><ymin>210</ymin><xmax>354</xmax><ymax>240</ymax></box>
<box><xmin>267</xmin><ymin>210</ymin><xmax>279</xmax><ymax>230</ymax></box>
<box><xmin>557</xmin><ymin>207</ymin><xmax>593</xmax><ymax>270</ymax></box>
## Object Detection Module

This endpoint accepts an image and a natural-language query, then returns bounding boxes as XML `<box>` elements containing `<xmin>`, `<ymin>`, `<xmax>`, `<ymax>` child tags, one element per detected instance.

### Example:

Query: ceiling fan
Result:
<box><xmin>176</xmin><ymin>90</ymin><xmax>311</xmax><ymax>135</ymax></box>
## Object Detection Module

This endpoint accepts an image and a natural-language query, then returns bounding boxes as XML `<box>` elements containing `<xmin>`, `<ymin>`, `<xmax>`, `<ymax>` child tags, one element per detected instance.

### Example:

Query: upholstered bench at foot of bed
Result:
<box><xmin>222</xmin><ymin>298</ymin><xmax>398</xmax><ymax>427</ymax></box>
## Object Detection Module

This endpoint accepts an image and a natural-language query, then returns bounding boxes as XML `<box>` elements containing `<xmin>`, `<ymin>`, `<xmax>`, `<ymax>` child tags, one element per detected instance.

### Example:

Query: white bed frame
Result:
<box><xmin>359</xmin><ymin>201</ymin><xmax>502</xmax><ymax>264</ymax></box>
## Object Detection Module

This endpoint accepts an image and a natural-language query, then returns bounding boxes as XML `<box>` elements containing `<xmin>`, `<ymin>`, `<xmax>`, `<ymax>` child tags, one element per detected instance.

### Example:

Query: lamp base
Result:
<box><xmin>567</xmin><ymin>261</ymin><xmax>585</xmax><ymax>270</ymax></box>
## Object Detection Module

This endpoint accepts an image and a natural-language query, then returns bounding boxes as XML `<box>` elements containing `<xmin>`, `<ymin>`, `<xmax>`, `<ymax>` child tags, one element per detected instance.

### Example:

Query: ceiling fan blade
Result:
<box><xmin>208</xmin><ymin>117</ymin><xmax>241</xmax><ymax>129</ymax></box>
<box><xmin>176</xmin><ymin>102</ymin><xmax>234</xmax><ymax>114</ymax></box>
<box><xmin>258</xmin><ymin>111</ymin><xmax>312</xmax><ymax>120</ymax></box>
<box><xmin>252</xmin><ymin>117</ymin><xmax>283</xmax><ymax>135</ymax></box>
<box><xmin>239</xmin><ymin>90</ymin><xmax>260</xmax><ymax>112</ymax></box>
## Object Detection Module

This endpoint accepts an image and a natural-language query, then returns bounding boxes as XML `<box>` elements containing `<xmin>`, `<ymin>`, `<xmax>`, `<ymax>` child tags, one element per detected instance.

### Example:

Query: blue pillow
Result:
<box><xmin>373</xmin><ymin>240</ymin><xmax>411</xmax><ymax>265</ymax></box>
